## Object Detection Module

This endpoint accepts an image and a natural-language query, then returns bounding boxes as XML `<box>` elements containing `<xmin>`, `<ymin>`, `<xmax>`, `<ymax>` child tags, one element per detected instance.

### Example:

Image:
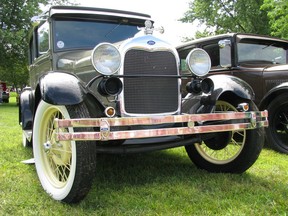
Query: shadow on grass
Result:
<box><xmin>78</xmin><ymin>149</ymin><xmax>287</xmax><ymax>211</ymax></box>
<box><xmin>94</xmin><ymin>149</ymin><xmax>197</xmax><ymax>185</ymax></box>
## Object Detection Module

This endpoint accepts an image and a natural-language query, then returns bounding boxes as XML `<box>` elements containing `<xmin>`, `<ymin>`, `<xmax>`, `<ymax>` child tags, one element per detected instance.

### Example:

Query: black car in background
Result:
<box><xmin>177</xmin><ymin>33</ymin><xmax>288</xmax><ymax>153</ymax></box>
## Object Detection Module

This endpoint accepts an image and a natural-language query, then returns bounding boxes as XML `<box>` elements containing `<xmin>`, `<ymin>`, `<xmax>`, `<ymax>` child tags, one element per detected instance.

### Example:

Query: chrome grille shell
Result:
<box><xmin>118</xmin><ymin>35</ymin><xmax>181</xmax><ymax>117</ymax></box>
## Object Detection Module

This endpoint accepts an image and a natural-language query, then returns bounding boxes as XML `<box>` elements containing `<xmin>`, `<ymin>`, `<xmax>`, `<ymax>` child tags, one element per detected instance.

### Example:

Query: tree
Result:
<box><xmin>261</xmin><ymin>0</ymin><xmax>288</xmax><ymax>39</ymax></box>
<box><xmin>180</xmin><ymin>0</ymin><xmax>270</xmax><ymax>39</ymax></box>
<box><xmin>0</xmin><ymin>0</ymin><xmax>71</xmax><ymax>88</ymax></box>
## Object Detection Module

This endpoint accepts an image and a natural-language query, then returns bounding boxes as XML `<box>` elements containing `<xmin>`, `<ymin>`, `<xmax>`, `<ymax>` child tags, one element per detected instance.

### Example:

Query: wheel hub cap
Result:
<box><xmin>44</xmin><ymin>129</ymin><xmax>72</xmax><ymax>166</ymax></box>
<box><xmin>43</xmin><ymin>142</ymin><xmax>52</xmax><ymax>152</ymax></box>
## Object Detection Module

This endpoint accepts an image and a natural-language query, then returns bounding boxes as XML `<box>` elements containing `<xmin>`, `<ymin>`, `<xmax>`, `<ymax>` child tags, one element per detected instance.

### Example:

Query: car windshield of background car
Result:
<box><xmin>237</xmin><ymin>42</ymin><xmax>287</xmax><ymax>64</ymax></box>
<box><xmin>53</xmin><ymin>19</ymin><xmax>142</xmax><ymax>51</ymax></box>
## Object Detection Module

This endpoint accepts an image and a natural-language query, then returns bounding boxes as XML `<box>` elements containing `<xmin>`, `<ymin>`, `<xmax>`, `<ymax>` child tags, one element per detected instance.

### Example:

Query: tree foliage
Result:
<box><xmin>0</xmin><ymin>0</ymin><xmax>71</xmax><ymax>88</ymax></box>
<box><xmin>180</xmin><ymin>0</ymin><xmax>270</xmax><ymax>39</ymax></box>
<box><xmin>261</xmin><ymin>0</ymin><xmax>288</xmax><ymax>39</ymax></box>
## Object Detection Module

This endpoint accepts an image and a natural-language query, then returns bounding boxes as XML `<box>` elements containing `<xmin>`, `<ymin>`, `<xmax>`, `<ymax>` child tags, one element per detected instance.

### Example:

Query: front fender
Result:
<box><xmin>40</xmin><ymin>72</ymin><xmax>86</xmax><ymax>105</ymax></box>
<box><xmin>182</xmin><ymin>75</ymin><xmax>254</xmax><ymax>114</ymax></box>
<box><xmin>259</xmin><ymin>82</ymin><xmax>288</xmax><ymax>110</ymax></box>
<box><xmin>208</xmin><ymin>74</ymin><xmax>254</xmax><ymax>101</ymax></box>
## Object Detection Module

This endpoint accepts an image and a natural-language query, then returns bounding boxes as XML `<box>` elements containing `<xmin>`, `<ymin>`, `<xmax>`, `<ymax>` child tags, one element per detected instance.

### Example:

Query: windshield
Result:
<box><xmin>237</xmin><ymin>41</ymin><xmax>288</xmax><ymax>64</ymax></box>
<box><xmin>53</xmin><ymin>19</ymin><xmax>143</xmax><ymax>51</ymax></box>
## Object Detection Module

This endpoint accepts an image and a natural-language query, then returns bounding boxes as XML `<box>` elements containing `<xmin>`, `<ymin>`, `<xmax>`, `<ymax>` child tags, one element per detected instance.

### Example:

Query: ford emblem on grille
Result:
<box><xmin>147</xmin><ymin>40</ymin><xmax>155</xmax><ymax>45</ymax></box>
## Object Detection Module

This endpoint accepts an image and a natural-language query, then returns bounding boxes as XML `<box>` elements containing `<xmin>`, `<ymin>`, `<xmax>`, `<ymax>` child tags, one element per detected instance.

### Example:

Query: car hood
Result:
<box><xmin>263</xmin><ymin>64</ymin><xmax>288</xmax><ymax>72</ymax></box>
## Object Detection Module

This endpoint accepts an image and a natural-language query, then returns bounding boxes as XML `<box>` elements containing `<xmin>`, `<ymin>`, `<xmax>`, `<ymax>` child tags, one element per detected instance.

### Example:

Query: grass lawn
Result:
<box><xmin>1</xmin><ymin>95</ymin><xmax>288</xmax><ymax>215</ymax></box>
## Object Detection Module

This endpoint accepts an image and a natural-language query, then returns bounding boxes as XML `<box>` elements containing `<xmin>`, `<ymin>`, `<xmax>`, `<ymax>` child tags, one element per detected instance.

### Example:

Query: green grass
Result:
<box><xmin>1</xmin><ymin>97</ymin><xmax>288</xmax><ymax>215</ymax></box>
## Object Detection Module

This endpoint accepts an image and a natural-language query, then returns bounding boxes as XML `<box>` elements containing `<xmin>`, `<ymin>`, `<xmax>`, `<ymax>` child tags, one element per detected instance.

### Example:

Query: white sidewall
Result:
<box><xmin>33</xmin><ymin>100</ymin><xmax>76</xmax><ymax>201</ymax></box>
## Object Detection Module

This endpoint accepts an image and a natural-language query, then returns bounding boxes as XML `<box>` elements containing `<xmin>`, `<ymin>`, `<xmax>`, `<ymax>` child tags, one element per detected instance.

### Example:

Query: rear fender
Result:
<box><xmin>40</xmin><ymin>72</ymin><xmax>86</xmax><ymax>105</ymax></box>
<box><xmin>19</xmin><ymin>87</ymin><xmax>34</xmax><ymax>130</ymax></box>
<box><xmin>259</xmin><ymin>82</ymin><xmax>288</xmax><ymax>110</ymax></box>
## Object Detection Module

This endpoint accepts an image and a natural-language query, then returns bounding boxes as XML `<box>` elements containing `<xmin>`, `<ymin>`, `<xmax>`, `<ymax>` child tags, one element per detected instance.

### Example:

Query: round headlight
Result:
<box><xmin>92</xmin><ymin>43</ymin><xmax>121</xmax><ymax>75</ymax></box>
<box><xmin>186</xmin><ymin>48</ymin><xmax>211</xmax><ymax>77</ymax></box>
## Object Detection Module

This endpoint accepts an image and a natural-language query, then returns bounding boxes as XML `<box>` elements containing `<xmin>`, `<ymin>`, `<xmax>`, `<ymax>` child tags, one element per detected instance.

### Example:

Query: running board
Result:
<box><xmin>23</xmin><ymin>130</ymin><xmax>32</xmax><ymax>142</ymax></box>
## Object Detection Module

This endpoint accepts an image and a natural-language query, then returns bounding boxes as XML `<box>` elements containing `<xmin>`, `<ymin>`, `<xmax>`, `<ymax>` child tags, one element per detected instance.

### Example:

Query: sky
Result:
<box><xmin>70</xmin><ymin>0</ymin><xmax>198</xmax><ymax>45</ymax></box>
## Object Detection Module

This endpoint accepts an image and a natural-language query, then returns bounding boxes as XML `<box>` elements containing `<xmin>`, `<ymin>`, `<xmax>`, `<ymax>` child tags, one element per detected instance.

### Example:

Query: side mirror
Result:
<box><xmin>218</xmin><ymin>39</ymin><xmax>232</xmax><ymax>68</ymax></box>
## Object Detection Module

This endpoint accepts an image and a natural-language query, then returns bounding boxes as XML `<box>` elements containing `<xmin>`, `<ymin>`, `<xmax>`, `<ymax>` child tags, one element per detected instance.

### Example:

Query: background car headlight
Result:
<box><xmin>186</xmin><ymin>48</ymin><xmax>211</xmax><ymax>77</ymax></box>
<box><xmin>92</xmin><ymin>43</ymin><xmax>121</xmax><ymax>75</ymax></box>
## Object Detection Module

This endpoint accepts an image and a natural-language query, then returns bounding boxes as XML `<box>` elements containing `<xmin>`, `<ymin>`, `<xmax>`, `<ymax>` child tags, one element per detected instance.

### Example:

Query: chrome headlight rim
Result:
<box><xmin>186</xmin><ymin>48</ymin><xmax>211</xmax><ymax>77</ymax></box>
<box><xmin>91</xmin><ymin>43</ymin><xmax>121</xmax><ymax>76</ymax></box>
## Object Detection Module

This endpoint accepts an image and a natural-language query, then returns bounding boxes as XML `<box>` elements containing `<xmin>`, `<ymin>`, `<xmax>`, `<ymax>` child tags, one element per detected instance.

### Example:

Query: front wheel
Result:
<box><xmin>33</xmin><ymin>100</ymin><xmax>96</xmax><ymax>203</ymax></box>
<box><xmin>185</xmin><ymin>100</ymin><xmax>264</xmax><ymax>173</ymax></box>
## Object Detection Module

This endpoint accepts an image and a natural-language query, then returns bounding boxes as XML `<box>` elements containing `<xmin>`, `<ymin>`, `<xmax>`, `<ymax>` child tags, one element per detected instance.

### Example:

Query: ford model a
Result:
<box><xmin>19</xmin><ymin>6</ymin><xmax>268</xmax><ymax>203</ymax></box>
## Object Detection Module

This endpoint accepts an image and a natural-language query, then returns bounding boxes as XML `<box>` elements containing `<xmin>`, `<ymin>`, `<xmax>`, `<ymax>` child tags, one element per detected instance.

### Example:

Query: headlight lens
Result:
<box><xmin>92</xmin><ymin>43</ymin><xmax>121</xmax><ymax>75</ymax></box>
<box><xmin>186</xmin><ymin>48</ymin><xmax>211</xmax><ymax>77</ymax></box>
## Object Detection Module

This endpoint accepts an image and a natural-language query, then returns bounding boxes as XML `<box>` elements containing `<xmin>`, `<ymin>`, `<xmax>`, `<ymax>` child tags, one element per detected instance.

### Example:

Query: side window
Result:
<box><xmin>202</xmin><ymin>43</ymin><xmax>220</xmax><ymax>69</ymax></box>
<box><xmin>28</xmin><ymin>29</ymin><xmax>37</xmax><ymax>64</ymax></box>
<box><xmin>38</xmin><ymin>22</ymin><xmax>49</xmax><ymax>54</ymax></box>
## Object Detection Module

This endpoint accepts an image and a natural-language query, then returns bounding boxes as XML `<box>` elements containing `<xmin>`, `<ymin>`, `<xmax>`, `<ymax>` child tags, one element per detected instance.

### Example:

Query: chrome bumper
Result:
<box><xmin>54</xmin><ymin>110</ymin><xmax>268</xmax><ymax>141</ymax></box>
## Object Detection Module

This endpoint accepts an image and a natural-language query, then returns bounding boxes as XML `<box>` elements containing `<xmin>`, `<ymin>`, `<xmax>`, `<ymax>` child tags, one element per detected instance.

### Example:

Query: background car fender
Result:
<box><xmin>182</xmin><ymin>75</ymin><xmax>255</xmax><ymax>114</ymax></box>
<box><xmin>39</xmin><ymin>72</ymin><xmax>86</xmax><ymax>105</ymax></box>
<box><xmin>259</xmin><ymin>82</ymin><xmax>288</xmax><ymax>110</ymax></box>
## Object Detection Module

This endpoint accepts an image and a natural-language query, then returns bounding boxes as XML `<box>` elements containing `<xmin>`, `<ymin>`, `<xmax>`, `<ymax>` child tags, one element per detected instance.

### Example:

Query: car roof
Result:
<box><xmin>177</xmin><ymin>33</ymin><xmax>288</xmax><ymax>50</ymax></box>
<box><xmin>176</xmin><ymin>33</ymin><xmax>235</xmax><ymax>50</ymax></box>
<box><xmin>48</xmin><ymin>5</ymin><xmax>151</xmax><ymax>21</ymax></box>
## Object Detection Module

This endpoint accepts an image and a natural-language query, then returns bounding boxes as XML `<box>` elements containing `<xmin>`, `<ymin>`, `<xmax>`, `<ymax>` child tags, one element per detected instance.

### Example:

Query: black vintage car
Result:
<box><xmin>19</xmin><ymin>6</ymin><xmax>267</xmax><ymax>203</ymax></box>
<box><xmin>177</xmin><ymin>33</ymin><xmax>288</xmax><ymax>154</ymax></box>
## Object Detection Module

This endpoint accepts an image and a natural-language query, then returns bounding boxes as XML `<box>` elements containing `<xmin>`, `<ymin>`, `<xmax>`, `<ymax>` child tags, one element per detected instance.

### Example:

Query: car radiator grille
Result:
<box><xmin>123</xmin><ymin>49</ymin><xmax>179</xmax><ymax>114</ymax></box>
